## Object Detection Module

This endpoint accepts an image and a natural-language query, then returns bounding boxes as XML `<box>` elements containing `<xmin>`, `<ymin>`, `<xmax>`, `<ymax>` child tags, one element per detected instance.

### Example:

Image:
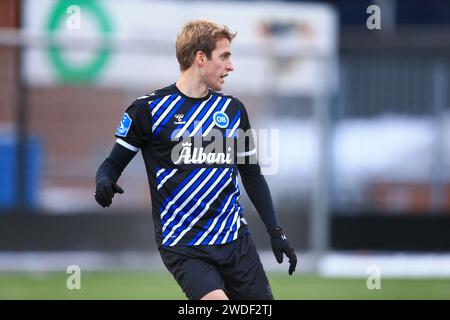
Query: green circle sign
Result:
<box><xmin>46</xmin><ymin>0</ymin><xmax>113</xmax><ymax>83</ymax></box>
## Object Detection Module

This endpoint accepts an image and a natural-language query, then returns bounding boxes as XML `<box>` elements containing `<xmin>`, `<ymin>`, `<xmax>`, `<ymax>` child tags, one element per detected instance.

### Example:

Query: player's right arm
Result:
<box><xmin>94</xmin><ymin>99</ymin><xmax>153</xmax><ymax>207</ymax></box>
<box><xmin>94</xmin><ymin>144</ymin><xmax>135</xmax><ymax>207</ymax></box>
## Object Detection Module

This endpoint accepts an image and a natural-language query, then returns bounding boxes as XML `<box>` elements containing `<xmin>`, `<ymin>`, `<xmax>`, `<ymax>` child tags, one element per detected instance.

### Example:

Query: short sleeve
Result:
<box><xmin>114</xmin><ymin>100</ymin><xmax>152</xmax><ymax>152</ymax></box>
<box><xmin>235</xmin><ymin>99</ymin><xmax>257</xmax><ymax>163</ymax></box>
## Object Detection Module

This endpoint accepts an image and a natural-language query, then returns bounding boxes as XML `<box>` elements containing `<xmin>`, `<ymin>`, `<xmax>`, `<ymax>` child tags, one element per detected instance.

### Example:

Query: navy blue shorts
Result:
<box><xmin>159</xmin><ymin>233</ymin><xmax>274</xmax><ymax>300</ymax></box>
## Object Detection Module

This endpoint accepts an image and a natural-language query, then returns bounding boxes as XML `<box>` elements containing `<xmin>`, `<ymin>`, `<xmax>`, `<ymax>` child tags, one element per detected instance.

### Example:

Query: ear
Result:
<box><xmin>195</xmin><ymin>51</ymin><xmax>206</xmax><ymax>67</ymax></box>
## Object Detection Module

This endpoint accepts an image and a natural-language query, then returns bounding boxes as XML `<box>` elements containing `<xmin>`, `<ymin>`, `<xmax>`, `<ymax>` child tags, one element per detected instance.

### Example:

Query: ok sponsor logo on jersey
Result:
<box><xmin>213</xmin><ymin>111</ymin><xmax>229</xmax><ymax>128</ymax></box>
<box><xmin>116</xmin><ymin>113</ymin><xmax>132</xmax><ymax>137</ymax></box>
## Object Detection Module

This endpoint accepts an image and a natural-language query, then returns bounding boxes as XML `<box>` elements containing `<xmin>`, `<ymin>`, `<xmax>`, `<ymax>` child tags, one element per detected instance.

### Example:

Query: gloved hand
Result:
<box><xmin>268</xmin><ymin>227</ymin><xmax>297</xmax><ymax>275</ymax></box>
<box><xmin>94</xmin><ymin>177</ymin><xmax>124</xmax><ymax>207</ymax></box>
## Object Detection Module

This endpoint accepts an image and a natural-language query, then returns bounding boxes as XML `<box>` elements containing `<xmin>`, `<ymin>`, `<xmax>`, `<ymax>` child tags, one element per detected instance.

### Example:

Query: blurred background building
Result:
<box><xmin>0</xmin><ymin>0</ymin><xmax>449</xmax><ymax>275</ymax></box>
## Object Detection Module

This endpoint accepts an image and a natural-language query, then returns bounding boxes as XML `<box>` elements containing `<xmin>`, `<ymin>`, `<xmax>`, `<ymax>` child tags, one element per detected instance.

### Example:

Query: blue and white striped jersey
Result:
<box><xmin>114</xmin><ymin>84</ymin><xmax>256</xmax><ymax>247</ymax></box>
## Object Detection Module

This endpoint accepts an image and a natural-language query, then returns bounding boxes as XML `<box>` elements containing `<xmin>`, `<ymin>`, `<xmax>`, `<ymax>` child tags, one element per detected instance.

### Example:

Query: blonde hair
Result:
<box><xmin>176</xmin><ymin>19</ymin><xmax>236</xmax><ymax>71</ymax></box>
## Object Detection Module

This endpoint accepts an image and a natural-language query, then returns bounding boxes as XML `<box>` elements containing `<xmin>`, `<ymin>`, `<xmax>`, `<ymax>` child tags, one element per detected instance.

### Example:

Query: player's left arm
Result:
<box><xmin>236</xmin><ymin>98</ymin><xmax>297</xmax><ymax>275</ymax></box>
<box><xmin>238</xmin><ymin>162</ymin><xmax>297</xmax><ymax>275</ymax></box>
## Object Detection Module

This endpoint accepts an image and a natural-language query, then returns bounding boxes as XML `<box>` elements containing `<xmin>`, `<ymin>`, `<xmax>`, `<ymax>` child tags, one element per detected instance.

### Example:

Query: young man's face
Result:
<box><xmin>201</xmin><ymin>38</ymin><xmax>234</xmax><ymax>91</ymax></box>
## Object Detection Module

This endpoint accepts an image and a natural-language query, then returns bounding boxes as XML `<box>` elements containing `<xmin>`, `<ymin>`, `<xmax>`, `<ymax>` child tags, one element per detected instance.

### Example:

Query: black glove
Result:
<box><xmin>94</xmin><ymin>177</ymin><xmax>124</xmax><ymax>207</ymax></box>
<box><xmin>268</xmin><ymin>227</ymin><xmax>297</xmax><ymax>275</ymax></box>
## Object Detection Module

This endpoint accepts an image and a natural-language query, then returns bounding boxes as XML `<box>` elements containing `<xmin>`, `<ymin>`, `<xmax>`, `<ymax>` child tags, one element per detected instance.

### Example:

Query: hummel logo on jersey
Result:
<box><xmin>281</xmin><ymin>235</ymin><xmax>287</xmax><ymax>240</ymax></box>
<box><xmin>116</xmin><ymin>113</ymin><xmax>132</xmax><ymax>137</ymax></box>
<box><xmin>174</xmin><ymin>113</ymin><xmax>186</xmax><ymax>125</ymax></box>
